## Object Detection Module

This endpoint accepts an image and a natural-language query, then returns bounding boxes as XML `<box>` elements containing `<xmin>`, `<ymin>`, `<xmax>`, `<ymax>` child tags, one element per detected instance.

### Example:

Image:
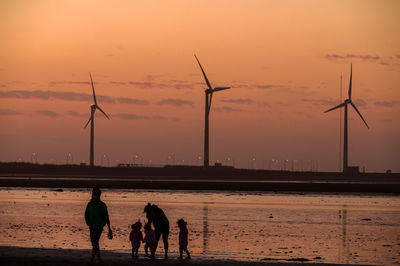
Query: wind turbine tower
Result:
<box><xmin>324</xmin><ymin>64</ymin><xmax>369</xmax><ymax>173</ymax></box>
<box><xmin>84</xmin><ymin>73</ymin><xmax>110</xmax><ymax>166</ymax></box>
<box><xmin>194</xmin><ymin>55</ymin><xmax>231</xmax><ymax>167</ymax></box>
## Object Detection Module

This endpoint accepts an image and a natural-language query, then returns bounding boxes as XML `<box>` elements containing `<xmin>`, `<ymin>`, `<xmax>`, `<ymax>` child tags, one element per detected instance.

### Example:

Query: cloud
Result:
<box><xmin>324</xmin><ymin>54</ymin><xmax>346</xmax><ymax>60</ymax></box>
<box><xmin>0</xmin><ymin>90</ymin><xmax>96</xmax><ymax>102</ymax></box>
<box><xmin>214</xmin><ymin>106</ymin><xmax>243</xmax><ymax>112</ymax></box>
<box><xmin>157</xmin><ymin>98</ymin><xmax>194</xmax><ymax>107</ymax></box>
<box><xmin>0</xmin><ymin>109</ymin><xmax>22</xmax><ymax>115</ymax></box>
<box><xmin>255</xmin><ymin>84</ymin><xmax>283</xmax><ymax>89</ymax></box>
<box><xmin>151</xmin><ymin>115</ymin><xmax>167</xmax><ymax>120</ymax></box>
<box><xmin>112</xmin><ymin>113</ymin><xmax>148</xmax><ymax>120</ymax></box>
<box><xmin>0</xmin><ymin>81</ymin><xmax>25</xmax><ymax>88</ymax></box>
<box><xmin>0</xmin><ymin>90</ymin><xmax>148</xmax><ymax>105</ymax></box>
<box><xmin>117</xmin><ymin>97</ymin><xmax>149</xmax><ymax>105</ymax></box>
<box><xmin>170</xmin><ymin>83</ymin><xmax>196</xmax><ymax>90</ymax></box>
<box><xmin>36</xmin><ymin>110</ymin><xmax>62</xmax><ymax>118</ymax></box>
<box><xmin>301</xmin><ymin>98</ymin><xmax>339</xmax><ymax>106</ymax></box>
<box><xmin>324</xmin><ymin>53</ymin><xmax>380</xmax><ymax>61</ymax></box>
<box><xmin>68</xmin><ymin>111</ymin><xmax>87</xmax><ymax>117</ymax></box>
<box><xmin>221</xmin><ymin>98</ymin><xmax>253</xmax><ymax>104</ymax></box>
<box><xmin>255</xmin><ymin>84</ymin><xmax>311</xmax><ymax>95</ymax></box>
<box><xmin>228</xmin><ymin>80</ymin><xmax>249</xmax><ymax>89</ymax></box>
<box><xmin>104</xmin><ymin>79</ymin><xmax>201</xmax><ymax>90</ymax></box>
<box><xmin>324</xmin><ymin>53</ymin><xmax>400</xmax><ymax>67</ymax></box>
<box><xmin>169</xmin><ymin>79</ymin><xmax>187</xmax><ymax>83</ymax></box>
<box><xmin>261</xmin><ymin>101</ymin><xmax>271</xmax><ymax>108</ymax></box>
<box><xmin>168</xmin><ymin>79</ymin><xmax>202</xmax><ymax>90</ymax></box>
<box><xmin>346</xmin><ymin>54</ymin><xmax>380</xmax><ymax>61</ymax></box>
<box><xmin>126</xmin><ymin>80</ymin><xmax>198</xmax><ymax>90</ymax></box>
<box><xmin>353</xmin><ymin>99</ymin><xmax>367</xmax><ymax>108</ymax></box>
<box><xmin>110</xmin><ymin>81</ymin><xmax>126</xmax><ymax>85</ymax></box>
<box><xmin>375</xmin><ymin>100</ymin><xmax>400</xmax><ymax>107</ymax></box>
<box><xmin>128</xmin><ymin>81</ymin><xmax>155</xmax><ymax>88</ymax></box>
<box><xmin>49</xmin><ymin>81</ymin><xmax>91</xmax><ymax>86</ymax></box>
<box><xmin>302</xmin><ymin>97</ymin><xmax>367</xmax><ymax>108</ymax></box>
<box><xmin>112</xmin><ymin>113</ymin><xmax>168</xmax><ymax>120</ymax></box>
<box><xmin>67</xmin><ymin>111</ymin><xmax>171</xmax><ymax>121</ymax></box>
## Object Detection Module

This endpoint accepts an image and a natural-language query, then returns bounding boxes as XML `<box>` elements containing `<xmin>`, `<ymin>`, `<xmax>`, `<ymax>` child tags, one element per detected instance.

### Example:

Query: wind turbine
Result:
<box><xmin>194</xmin><ymin>54</ymin><xmax>231</xmax><ymax>167</ymax></box>
<box><xmin>324</xmin><ymin>64</ymin><xmax>369</xmax><ymax>173</ymax></box>
<box><xmin>84</xmin><ymin>73</ymin><xmax>110</xmax><ymax>166</ymax></box>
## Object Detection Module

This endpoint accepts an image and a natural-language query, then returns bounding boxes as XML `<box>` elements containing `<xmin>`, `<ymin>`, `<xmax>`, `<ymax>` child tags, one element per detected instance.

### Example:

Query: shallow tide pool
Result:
<box><xmin>0</xmin><ymin>188</ymin><xmax>399</xmax><ymax>264</ymax></box>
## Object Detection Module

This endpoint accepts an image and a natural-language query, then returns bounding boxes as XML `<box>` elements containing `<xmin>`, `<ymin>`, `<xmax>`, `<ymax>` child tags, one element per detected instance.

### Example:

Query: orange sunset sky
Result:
<box><xmin>0</xmin><ymin>0</ymin><xmax>399</xmax><ymax>172</ymax></box>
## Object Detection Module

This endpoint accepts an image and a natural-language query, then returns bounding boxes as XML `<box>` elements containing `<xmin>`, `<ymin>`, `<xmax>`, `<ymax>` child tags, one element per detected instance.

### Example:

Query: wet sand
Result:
<box><xmin>1</xmin><ymin>189</ymin><xmax>399</xmax><ymax>265</ymax></box>
<box><xmin>0</xmin><ymin>246</ymin><xmax>355</xmax><ymax>266</ymax></box>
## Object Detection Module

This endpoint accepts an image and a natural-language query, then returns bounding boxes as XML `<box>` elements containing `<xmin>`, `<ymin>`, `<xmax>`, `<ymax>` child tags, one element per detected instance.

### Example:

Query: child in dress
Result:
<box><xmin>143</xmin><ymin>223</ymin><xmax>156</xmax><ymax>258</ymax></box>
<box><xmin>177</xmin><ymin>219</ymin><xmax>191</xmax><ymax>259</ymax></box>
<box><xmin>129</xmin><ymin>221</ymin><xmax>143</xmax><ymax>258</ymax></box>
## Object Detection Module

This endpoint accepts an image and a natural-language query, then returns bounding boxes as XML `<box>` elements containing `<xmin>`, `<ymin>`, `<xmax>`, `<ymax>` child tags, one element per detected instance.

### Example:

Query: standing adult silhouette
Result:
<box><xmin>144</xmin><ymin>203</ymin><xmax>170</xmax><ymax>258</ymax></box>
<box><xmin>85</xmin><ymin>188</ymin><xmax>112</xmax><ymax>264</ymax></box>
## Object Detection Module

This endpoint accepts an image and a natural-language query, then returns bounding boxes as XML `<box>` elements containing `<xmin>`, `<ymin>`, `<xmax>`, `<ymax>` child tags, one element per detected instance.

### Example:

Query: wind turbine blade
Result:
<box><xmin>194</xmin><ymin>54</ymin><xmax>213</xmax><ymax>90</ymax></box>
<box><xmin>324</xmin><ymin>102</ymin><xmax>346</xmax><ymax>113</ymax></box>
<box><xmin>96</xmin><ymin>105</ymin><xmax>110</xmax><ymax>120</ymax></box>
<box><xmin>350</xmin><ymin>102</ymin><xmax>369</xmax><ymax>129</ymax></box>
<box><xmin>213</xmin><ymin>87</ymin><xmax>231</xmax><ymax>92</ymax></box>
<box><xmin>84</xmin><ymin>116</ymin><xmax>92</xmax><ymax>129</ymax></box>
<box><xmin>348</xmin><ymin>64</ymin><xmax>352</xmax><ymax>100</ymax></box>
<box><xmin>89</xmin><ymin>72</ymin><xmax>97</xmax><ymax>105</ymax></box>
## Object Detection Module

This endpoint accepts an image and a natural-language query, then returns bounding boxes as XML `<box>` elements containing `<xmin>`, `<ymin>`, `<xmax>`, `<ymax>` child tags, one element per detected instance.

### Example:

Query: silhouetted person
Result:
<box><xmin>85</xmin><ymin>188</ymin><xmax>112</xmax><ymax>264</ymax></box>
<box><xmin>144</xmin><ymin>203</ymin><xmax>169</xmax><ymax>258</ymax></box>
<box><xmin>143</xmin><ymin>223</ymin><xmax>156</xmax><ymax>258</ymax></box>
<box><xmin>177</xmin><ymin>218</ymin><xmax>191</xmax><ymax>259</ymax></box>
<box><xmin>129</xmin><ymin>221</ymin><xmax>143</xmax><ymax>258</ymax></box>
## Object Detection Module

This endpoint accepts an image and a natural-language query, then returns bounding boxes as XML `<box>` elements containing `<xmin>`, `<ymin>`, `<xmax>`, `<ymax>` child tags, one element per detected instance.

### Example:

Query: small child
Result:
<box><xmin>143</xmin><ymin>223</ymin><xmax>156</xmax><ymax>258</ymax></box>
<box><xmin>177</xmin><ymin>218</ymin><xmax>191</xmax><ymax>259</ymax></box>
<box><xmin>129</xmin><ymin>221</ymin><xmax>143</xmax><ymax>258</ymax></box>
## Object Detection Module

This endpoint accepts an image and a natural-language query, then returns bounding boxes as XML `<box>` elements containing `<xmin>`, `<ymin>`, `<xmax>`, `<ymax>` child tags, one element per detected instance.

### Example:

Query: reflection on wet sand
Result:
<box><xmin>0</xmin><ymin>189</ymin><xmax>399</xmax><ymax>265</ymax></box>
<box><xmin>203</xmin><ymin>202</ymin><xmax>209</xmax><ymax>254</ymax></box>
<box><xmin>338</xmin><ymin>206</ymin><xmax>349</xmax><ymax>264</ymax></box>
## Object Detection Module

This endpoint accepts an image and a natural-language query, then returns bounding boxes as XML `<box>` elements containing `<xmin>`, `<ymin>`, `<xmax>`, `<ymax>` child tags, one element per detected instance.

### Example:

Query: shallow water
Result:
<box><xmin>0</xmin><ymin>188</ymin><xmax>399</xmax><ymax>265</ymax></box>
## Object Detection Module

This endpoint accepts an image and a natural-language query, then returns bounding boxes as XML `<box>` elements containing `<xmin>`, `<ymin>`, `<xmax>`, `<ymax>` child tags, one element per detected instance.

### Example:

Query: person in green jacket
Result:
<box><xmin>85</xmin><ymin>187</ymin><xmax>112</xmax><ymax>264</ymax></box>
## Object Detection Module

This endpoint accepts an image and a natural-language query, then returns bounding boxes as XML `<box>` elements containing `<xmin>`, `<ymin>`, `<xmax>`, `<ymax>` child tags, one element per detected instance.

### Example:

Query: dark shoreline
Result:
<box><xmin>1</xmin><ymin>177</ymin><xmax>399</xmax><ymax>194</ymax></box>
<box><xmin>1</xmin><ymin>162</ymin><xmax>399</xmax><ymax>193</ymax></box>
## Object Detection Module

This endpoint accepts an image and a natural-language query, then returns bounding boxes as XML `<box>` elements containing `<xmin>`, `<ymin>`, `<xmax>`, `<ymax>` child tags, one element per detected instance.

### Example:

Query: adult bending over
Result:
<box><xmin>85</xmin><ymin>188</ymin><xmax>112</xmax><ymax>264</ymax></box>
<box><xmin>144</xmin><ymin>203</ymin><xmax>169</xmax><ymax>258</ymax></box>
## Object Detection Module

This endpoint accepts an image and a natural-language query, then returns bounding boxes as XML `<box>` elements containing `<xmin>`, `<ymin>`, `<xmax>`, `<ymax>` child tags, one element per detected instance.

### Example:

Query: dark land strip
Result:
<box><xmin>1</xmin><ymin>163</ymin><xmax>399</xmax><ymax>193</ymax></box>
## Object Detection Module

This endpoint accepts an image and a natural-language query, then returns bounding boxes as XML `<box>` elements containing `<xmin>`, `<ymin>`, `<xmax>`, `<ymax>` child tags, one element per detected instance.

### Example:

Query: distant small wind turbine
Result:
<box><xmin>84</xmin><ymin>73</ymin><xmax>110</xmax><ymax>166</ymax></box>
<box><xmin>194</xmin><ymin>54</ymin><xmax>231</xmax><ymax>167</ymax></box>
<box><xmin>324</xmin><ymin>64</ymin><xmax>369</xmax><ymax>173</ymax></box>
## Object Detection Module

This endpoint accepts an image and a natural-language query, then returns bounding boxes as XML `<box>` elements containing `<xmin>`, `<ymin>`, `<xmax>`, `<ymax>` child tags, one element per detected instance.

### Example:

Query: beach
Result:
<box><xmin>0</xmin><ymin>246</ymin><xmax>357</xmax><ymax>266</ymax></box>
<box><xmin>1</xmin><ymin>188</ymin><xmax>399</xmax><ymax>265</ymax></box>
